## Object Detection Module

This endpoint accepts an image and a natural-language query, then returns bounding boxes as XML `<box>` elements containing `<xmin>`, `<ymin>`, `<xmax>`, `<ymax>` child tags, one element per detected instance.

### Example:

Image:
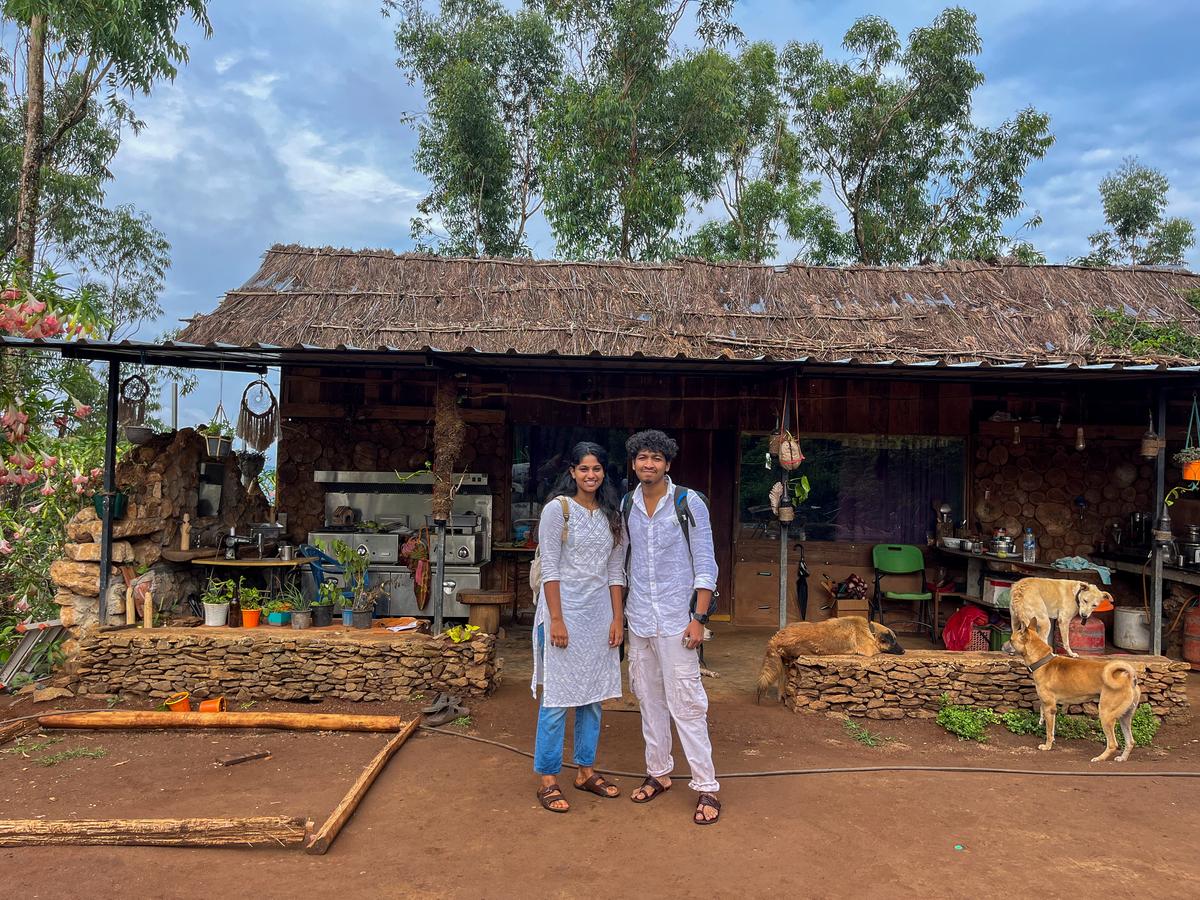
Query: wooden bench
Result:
<box><xmin>457</xmin><ymin>590</ymin><xmax>515</xmax><ymax>635</ymax></box>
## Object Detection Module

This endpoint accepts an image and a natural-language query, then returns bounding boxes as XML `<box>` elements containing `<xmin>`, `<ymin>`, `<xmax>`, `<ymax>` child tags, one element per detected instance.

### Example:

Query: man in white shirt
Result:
<box><xmin>620</xmin><ymin>430</ymin><xmax>721</xmax><ymax>825</ymax></box>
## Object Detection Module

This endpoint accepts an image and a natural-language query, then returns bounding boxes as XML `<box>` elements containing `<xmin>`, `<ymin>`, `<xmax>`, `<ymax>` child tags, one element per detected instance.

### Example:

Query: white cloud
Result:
<box><xmin>214</xmin><ymin>53</ymin><xmax>239</xmax><ymax>75</ymax></box>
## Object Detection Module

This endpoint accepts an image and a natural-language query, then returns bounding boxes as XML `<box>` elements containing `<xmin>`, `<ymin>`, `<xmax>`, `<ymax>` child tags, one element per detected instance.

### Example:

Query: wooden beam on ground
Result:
<box><xmin>305</xmin><ymin>717</ymin><xmax>420</xmax><ymax>855</ymax></box>
<box><xmin>0</xmin><ymin>719</ymin><xmax>38</xmax><ymax>747</ymax></box>
<box><xmin>0</xmin><ymin>816</ymin><xmax>311</xmax><ymax>848</ymax></box>
<box><xmin>217</xmin><ymin>750</ymin><xmax>272</xmax><ymax>767</ymax></box>
<box><xmin>37</xmin><ymin>710</ymin><xmax>406</xmax><ymax>733</ymax></box>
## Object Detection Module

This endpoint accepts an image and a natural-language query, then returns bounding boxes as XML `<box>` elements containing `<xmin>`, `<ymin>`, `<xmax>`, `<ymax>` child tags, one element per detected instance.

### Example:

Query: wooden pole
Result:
<box><xmin>0</xmin><ymin>719</ymin><xmax>37</xmax><ymax>747</ymax></box>
<box><xmin>305</xmin><ymin>717</ymin><xmax>420</xmax><ymax>855</ymax></box>
<box><xmin>1152</xmin><ymin>387</ymin><xmax>1167</xmax><ymax>657</ymax></box>
<box><xmin>37</xmin><ymin>711</ymin><xmax>407</xmax><ymax>733</ymax></box>
<box><xmin>0</xmin><ymin>816</ymin><xmax>310</xmax><ymax>848</ymax></box>
<box><xmin>99</xmin><ymin>360</ymin><xmax>121</xmax><ymax>626</ymax></box>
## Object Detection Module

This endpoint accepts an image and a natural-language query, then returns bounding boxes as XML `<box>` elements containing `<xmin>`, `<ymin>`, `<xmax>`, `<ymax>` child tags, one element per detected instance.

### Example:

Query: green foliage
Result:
<box><xmin>1076</xmin><ymin>158</ymin><xmax>1195</xmax><ymax>267</ymax></box>
<box><xmin>936</xmin><ymin>695</ymin><xmax>999</xmax><ymax>741</ymax></box>
<box><xmin>450</xmin><ymin>715</ymin><xmax>473</xmax><ymax>728</ymax></box>
<box><xmin>781</xmin><ymin>8</ymin><xmax>1053</xmax><ymax>265</ymax></box>
<box><xmin>1091</xmin><ymin>309</ymin><xmax>1200</xmax><ymax>359</ymax></box>
<box><xmin>200</xmin><ymin>578</ymin><xmax>233</xmax><ymax>606</ymax></box>
<box><xmin>843</xmin><ymin>719</ymin><xmax>889</xmax><ymax>748</ymax></box>
<box><xmin>36</xmin><ymin>746</ymin><xmax>107</xmax><ymax>767</ymax></box>
<box><xmin>999</xmin><ymin>703</ymin><xmax>1159</xmax><ymax>748</ymax></box>
<box><xmin>390</xmin><ymin>0</ymin><xmax>560</xmax><ymax>255</ymax></box>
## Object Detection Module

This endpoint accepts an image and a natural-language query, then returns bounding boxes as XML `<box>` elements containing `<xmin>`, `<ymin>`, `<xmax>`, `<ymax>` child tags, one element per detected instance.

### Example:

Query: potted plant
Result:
<box><xmin>91</xmin><ymin>489</ymin><xmax>129</xmax><ymax>520</ymax></box>
<box><xmin>1174</xmin><ymin>447</ymin><xmax>1200</xmax><ymax>482</ymax></box>
<box><xmin>283</xmin><ymin>584</ymin><xmax>312</xmax><ymax>630</ymax></box>
<box><xmin>240</xmin><ymin>587</ymin><xmax>262</xmax><ymax>628</ymax></box>
<box><xmin>201</xmin><ymin>419</ymin><xmax>233</xmax><ymax>458</ymax></box>
<box><xmin>313</xmin><ymin>581</ymin><xmax>338</xmax><ymax>627</ymax></box>
<box><xmin>351</xmin><ymin>589</ymin><xmax>377</xmax><ymax>629</ymax></box>
<box><xmin>264</xmin><ymin>598</ymin><xmax>292</xmax><ymax>626</ymax></box>
<box><xmin>201</xmin><ymin>579</ymin><xmax>232</xmax><ymax>627</ymax></box>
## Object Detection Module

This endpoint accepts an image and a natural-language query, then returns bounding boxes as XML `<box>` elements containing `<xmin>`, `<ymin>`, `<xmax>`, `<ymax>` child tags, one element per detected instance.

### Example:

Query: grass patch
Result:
<box><xmin>450</xmin><ymin>715</ymin><xmax>473</xmax><ymax>729</ymax></box>
<box><xmin>843</xmin><ymin>720</ymin><xmax>891</xmax><ymax>748</ymax></box>
<box><xmin>36</xmin><ymin>747</ymin><xmax>108</xmax><ymax>767</ymax></box>
<box><xmin>1</xmin><ymin>735</ymin><xmax>63</xmax><ymax>757</ymax></box>
<box><xmin>936</xmin><ymin>695</ymin><xmax>999</xmax><ymax>742</ymax></box>
<box><xmin>998</xmin><ymin>704</ymin><xmax>1159</xmax><ymax>748</ymax></box>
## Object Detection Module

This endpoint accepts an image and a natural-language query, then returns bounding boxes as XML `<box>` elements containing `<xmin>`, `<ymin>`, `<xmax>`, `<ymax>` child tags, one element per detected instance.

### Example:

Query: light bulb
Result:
<box><xmin>1075</xmin><ymin>426</ymin><xmax>1086</xmax><ymax>451</ymax></box>
<box><xmin>1012</xmin><ymin>424</ymin><xmax>1021</xmax><ymax>445</ymax></box>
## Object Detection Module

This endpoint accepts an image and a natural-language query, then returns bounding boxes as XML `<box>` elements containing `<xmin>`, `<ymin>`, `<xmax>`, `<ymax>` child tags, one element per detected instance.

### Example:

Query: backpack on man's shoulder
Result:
<box><xmin>529</xmin><ymin>496</ymin><xmax>571</xmax><ymax>595</ymax></box>
<box><xmin>620</xmin><ymin>485</ymin><xmax>708</xmax><ymax>555</ymax></box>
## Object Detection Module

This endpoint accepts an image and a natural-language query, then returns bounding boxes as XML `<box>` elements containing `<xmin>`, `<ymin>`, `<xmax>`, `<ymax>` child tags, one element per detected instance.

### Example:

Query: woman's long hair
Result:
<box><xmin>547</xmin><ymin>442</ymin><xmax>623</xmax><ymax>542</ymax></box>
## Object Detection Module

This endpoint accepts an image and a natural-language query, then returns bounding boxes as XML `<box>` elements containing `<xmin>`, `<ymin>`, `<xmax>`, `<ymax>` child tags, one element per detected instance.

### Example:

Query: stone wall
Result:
<box><xmin>71</xmin><ymin>628</ymin><xmax>498</xmax><ymax>701</ymax></box>
<box><xmin>783</xmin><ymin>651</ymin><xmax>1190</xmax><ymax>722</ymax></box>
<box><xmin>51</xmin><ymin>430</ymin><xmax>268</xmax><ymax>632</ymax></box>
<box><xmin>973</xmin><ymin>435</ymin><xmax>1154</xmax><ymax>561</ymax></box>
<box><xmin>276</xmin><ymin>418</ymin><xmax>509</xmax><ymax>548</ymax></box>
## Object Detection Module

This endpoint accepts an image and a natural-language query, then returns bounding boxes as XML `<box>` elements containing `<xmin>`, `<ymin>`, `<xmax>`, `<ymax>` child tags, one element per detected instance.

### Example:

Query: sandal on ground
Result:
<box><xmin>574</xmin><ymin>773</ymin><xmax>620</xmax><ymax>798</ymax></box>
<box><xmin>423</xmin><ymin>699</ymin><xmax>468</xmax><ymax>727</ymax></box>
<box><xmin>537</xmin><ymin>784</ymin><xmax>570</xmax><ymax>814</ymax></box>
<box><xmin>693</xmin><ymin>792</ymin><xmax>721</xmax><ymax>825</ymax></box>
<box><xmin>630</xmin><ymin>775</ymin><xmax>671</xmax><ymax>804</ymax></box>
<box><xmin>420</xmin><ymin>692</ymin><xmax>453</xmax><ymax>715</ymax></box>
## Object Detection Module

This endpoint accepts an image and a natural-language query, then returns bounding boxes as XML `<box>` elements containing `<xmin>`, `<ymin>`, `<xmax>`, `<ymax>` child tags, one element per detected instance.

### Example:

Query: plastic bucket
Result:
<box><xmin>241</xmin><ymin>608</ymin><xmax>260</xmax><ymax>628</ymax></box>
<box><xmin>203</xmin><ymin>602</ymin><xmax>229</xmax><ymax>627</ymax></box>
<box><xmin>198</xmin><ymin>697</ymin><xmax>226</xmax><ymax>713</ymax></box>
<box><xmin>165</xmin><ymin>692</ymin><xmax>190</xmax><ymax>713</ymax></box>
<box><xmin>1113</xmin><ymin>607</ymin><xmax>1151</xmax><ymax>651</ymax></box>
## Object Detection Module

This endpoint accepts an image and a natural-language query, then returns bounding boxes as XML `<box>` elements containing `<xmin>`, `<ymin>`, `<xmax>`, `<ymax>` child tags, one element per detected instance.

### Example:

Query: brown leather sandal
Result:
<box><xmin>537</xmin><ymin>784</ymin><xmax>569</xmax><ymax>814</ymax></box>
<box><xmin>630</xmin><ymin>775</ymin><xmax>670</xmax><ymax>804</ymax></box>
<box><xmin>574</xmin><ymin>773</ymin><xmax>620</xmax><ymax>798</ymax></box>
<box><xmin>693</xmin><ymin>792</ymin><xmax>721</xmax><ymax>825</ymax></box>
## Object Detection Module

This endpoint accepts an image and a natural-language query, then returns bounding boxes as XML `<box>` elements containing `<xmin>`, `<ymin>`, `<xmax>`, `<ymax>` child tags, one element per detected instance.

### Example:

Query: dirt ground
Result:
<box><xmin>3</xmin><ymin>625</ymin><xmax>1200</xmax><ymax>900</ymax></box>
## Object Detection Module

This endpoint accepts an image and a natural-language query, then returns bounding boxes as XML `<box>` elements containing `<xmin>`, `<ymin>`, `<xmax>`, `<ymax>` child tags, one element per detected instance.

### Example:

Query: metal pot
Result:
<box><xmin>1181</xmin><ymin>543</ymin><xmax>1200</xmax><ymax>566</ymax></box>
<box><xmin>278</xmin><ymin>544</ymin><xmax>295</xmax><ymax>561</ymax></box>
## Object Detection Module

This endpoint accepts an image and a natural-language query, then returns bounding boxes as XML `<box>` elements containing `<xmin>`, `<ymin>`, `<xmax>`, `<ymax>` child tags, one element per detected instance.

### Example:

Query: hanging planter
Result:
<box><xmin>1141</xmin><ymin>412</ymin><xmax>1165</xmax><ymax>459</ymax></box>
<box><xmin>1185</xmin><ymin>460</ymin><xmax>1200</xmax><ymax>482</ymax></box>
<box><xmin>779</xmin><ymin>434</ymin><xmax>804</xmax><ymax>470</ymax></box>
<box><xmin>92</xmin><ymin>490</ymin><xmax>128</xmax><ymax>520</ymax></box>
<box><xmin>1174</xmin><ymin>394</ymin><xmax>1200</xmax><ymax>480</ymax></box>
<box><xmin>204</xmin><ymin>433</ymin><xmax>232</xmax><ymax>458</ymax></box>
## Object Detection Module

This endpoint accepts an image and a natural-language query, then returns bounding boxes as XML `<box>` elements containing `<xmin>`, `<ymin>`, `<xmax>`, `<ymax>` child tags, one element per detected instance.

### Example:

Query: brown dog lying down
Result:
<box><xmin>1008</xmin><ymin>577</ymin><xmax>1113</xmax><ymax>658</ymax></box>
<box><xmin>1008</xmin><ymin>624</ymin><xmax>1141</xmax><ymax>762</ymax></box>
<box><xmin>756</xmin><ymin>617</ymin><xmax>904</xmax><ymax>702</ymax></box>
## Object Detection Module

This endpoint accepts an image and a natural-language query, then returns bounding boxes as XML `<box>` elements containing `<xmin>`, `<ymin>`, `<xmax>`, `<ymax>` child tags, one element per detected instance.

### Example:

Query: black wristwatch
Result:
<box><xmin>691</xmin><ymin>611</ymin><xmax>710</xmax><ymax>624</ymax></box>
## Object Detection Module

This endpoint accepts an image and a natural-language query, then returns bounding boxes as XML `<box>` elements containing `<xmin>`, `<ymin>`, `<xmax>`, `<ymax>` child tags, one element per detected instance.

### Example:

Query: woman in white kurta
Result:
<box><xmin>531</xmin><ymin>442</ymin><xmax>625</xmax><ymax>813</ymax></box>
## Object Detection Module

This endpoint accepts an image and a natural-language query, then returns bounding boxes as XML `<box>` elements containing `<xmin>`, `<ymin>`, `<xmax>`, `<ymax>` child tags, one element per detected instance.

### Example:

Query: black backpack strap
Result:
<box><xmin>621</xmin><ymin>491</ymin><xmax>634</xmax><ymax>575</ymax></box>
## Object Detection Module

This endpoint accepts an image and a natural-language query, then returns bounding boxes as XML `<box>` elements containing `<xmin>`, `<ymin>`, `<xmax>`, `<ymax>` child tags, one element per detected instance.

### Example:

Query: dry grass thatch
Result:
<box><xmin>177</xmin><ymin>244</ymin><xmax>1200</xmax><ymax>365</ymax></box>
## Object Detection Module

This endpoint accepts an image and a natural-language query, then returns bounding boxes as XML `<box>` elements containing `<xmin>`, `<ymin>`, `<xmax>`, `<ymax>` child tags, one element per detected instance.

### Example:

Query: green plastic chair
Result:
<box><xmin>871</xmin><ymin>544</ymin><xmax>934</xmax><ymax>639</ymax></box>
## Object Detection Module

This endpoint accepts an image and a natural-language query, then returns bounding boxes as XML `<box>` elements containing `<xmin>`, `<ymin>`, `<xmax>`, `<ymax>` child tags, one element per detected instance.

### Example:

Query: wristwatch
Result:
<box><xmin>691</xmin><ymin>611</ymin><xmax>710</xmax><ymax>624</ymax></box>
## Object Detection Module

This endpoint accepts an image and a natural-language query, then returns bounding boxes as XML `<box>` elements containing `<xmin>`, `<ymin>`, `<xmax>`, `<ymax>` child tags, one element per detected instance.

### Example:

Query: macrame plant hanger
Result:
<box><xmin>117</xmin><ymin>374</ymin><xmax>150</xmax><ymax>426</ymax></box>
<box><xmin>236</xmin><ymin>377</ymin><xmax>281</xmax><ymax>452</ymax></box>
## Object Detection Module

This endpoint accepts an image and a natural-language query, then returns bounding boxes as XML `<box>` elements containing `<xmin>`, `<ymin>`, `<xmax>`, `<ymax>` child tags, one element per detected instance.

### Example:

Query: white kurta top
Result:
<box><xmin>530</xmin><ymin>496</ymin><xmax>625</xmax><ymax>708</ymax></box>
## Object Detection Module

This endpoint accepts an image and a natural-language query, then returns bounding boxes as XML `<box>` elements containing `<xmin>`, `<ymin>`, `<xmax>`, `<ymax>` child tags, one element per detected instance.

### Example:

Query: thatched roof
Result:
<box><xmin>178</xmin><ymin>244</ymin><xmax>1200</xmax><ymax>366</ymax></box>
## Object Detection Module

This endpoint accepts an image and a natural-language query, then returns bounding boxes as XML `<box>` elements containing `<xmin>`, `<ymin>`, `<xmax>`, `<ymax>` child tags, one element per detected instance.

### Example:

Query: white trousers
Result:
<box><xmin>627</xmin><ymin>630</ymin><xmax>719</xmax><ymax>793</ymax></box>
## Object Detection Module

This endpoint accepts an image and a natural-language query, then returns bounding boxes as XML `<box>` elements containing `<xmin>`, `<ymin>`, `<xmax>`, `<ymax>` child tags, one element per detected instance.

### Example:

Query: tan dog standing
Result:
<box><xmin>1008</xmin><ymin>577</ymin><xmax>1113</xmax><ymax>658</ymax></box>
<box><xmin>1008</xmin><ymin>624</ymin><xmax>1140</xmax><ymax>762</ymax></box>
<box><xmin>755</xmin><ymin>617</ymin><xmax>904</xmax><ymax>702</ymax></box>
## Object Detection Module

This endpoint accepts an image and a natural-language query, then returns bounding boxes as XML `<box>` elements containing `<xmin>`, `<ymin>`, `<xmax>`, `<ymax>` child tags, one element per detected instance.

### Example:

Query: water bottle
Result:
<box><xmin>1023</xmin><ymin>527</ymin><xmax>1037</xmax><ymax>564</ymax></box>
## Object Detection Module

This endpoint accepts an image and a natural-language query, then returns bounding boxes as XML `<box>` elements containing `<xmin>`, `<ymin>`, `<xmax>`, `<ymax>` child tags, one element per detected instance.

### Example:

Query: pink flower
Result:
<box><xmin>73</xmin><ymin>402</ymin><xmax>92</xmax><ymax>419</ymax></box>
<box><xmin>41</xmin><ymin>314</ymin><xmax>61</xmax><ymax>336</ymax></box>
<box><xmin>71</xmin><ymin>472</ymin><xmax>88</xmax><ymax>486</ymax></box>
<box><xmin>14</xmin><ymin>596</ymin><xmax>30</xmax><ymax>613</ymax></box>
<box><xmin>0</xmin><ymin>540</ymin><xmax>12</xmax><ymax>555</ymax></box>
<box><xmin>75</xmin><ymin>484</ymin><xmax>85</xmax><ymax>494</ymax></box>
<box><xmin>90</xmin><ymin>467</ymin><xmax>101</xmax><ymax>477</ymax></box>
<box><xmin>39</xmin><ymin>481</ymin><xmax>55</xmax><ymax>496</ymax></box>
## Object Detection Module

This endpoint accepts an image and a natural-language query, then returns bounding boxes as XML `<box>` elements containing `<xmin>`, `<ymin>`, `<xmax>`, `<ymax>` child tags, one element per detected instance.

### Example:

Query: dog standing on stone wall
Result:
<box><xmin>755</xmin><ymin>617</ymin><xmax>905</xmax><ymax>702</ymax></box>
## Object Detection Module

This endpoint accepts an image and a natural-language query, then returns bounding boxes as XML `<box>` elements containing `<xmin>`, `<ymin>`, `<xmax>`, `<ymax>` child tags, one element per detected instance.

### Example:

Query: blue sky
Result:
<box><xmin>101</xmin><ymin>0</ymin><xmax>1200</xmax><ymax>422</ymax></box>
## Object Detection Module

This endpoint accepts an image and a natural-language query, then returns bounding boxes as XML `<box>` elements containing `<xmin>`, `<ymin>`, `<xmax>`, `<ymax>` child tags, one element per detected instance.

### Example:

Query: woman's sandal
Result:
<box><xmin>574</xmin><ymin>773</ymin><xmax>620</xmax><ymax>798</ymax></box>
<box><xmin>693</xmin><ymin>792</ymin><xmax>721</xmax><ymax>825</ymax></box>
<box><xmin>537</xmin><ymin>784</ymin><xmax>569</xmax><ymax>814</ymax></box>
<box><xmin>630</xmin><ymin>775</ymin><xmax>670</xmax><ymax>804</ymax></box>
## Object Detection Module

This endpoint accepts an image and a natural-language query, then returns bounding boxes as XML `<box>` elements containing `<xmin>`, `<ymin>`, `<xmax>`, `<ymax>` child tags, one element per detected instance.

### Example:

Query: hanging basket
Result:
<box><xmin>1185</xmin><ymin>461</ymin><xmax>1200</xmax><ymax>482</ymax></box>
<box><xmin>779</xmin><ymin>436</ymin><xmax>804</xmax><ymax>470</ymax></box>
<box><xmin>205</xmin><ymin>434</ymin><xmax>232</xmax><ymax>458</ymax></box>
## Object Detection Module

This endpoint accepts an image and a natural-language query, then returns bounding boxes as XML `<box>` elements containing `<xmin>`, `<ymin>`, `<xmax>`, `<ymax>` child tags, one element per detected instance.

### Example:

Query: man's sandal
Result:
<box><xmin>537</xmin><ymin>784</ymin><xmax>569</xmax><ymax>814</ymax></box>
<box><xmin>693</xmin><ymin>792</ymin><xmax>721</xmax><ymax>825</ymax></box>
<box><xmin>574</xmin><ymin>773</ymin><xmax>620</xmax><ymax>798</ymax></box>
<box><xmin>630</xmin><ymin>775</ymin><xmax>671</xmax><ymax>804</ymax></box>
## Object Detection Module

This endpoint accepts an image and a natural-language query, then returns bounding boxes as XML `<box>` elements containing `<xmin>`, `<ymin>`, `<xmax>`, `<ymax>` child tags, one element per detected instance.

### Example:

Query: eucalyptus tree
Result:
<box><xmin>781</xmin><ymin>7</ymin><xmax>1053</xmax><ymax>265</ymax></box>
<box><xmin>1076</xmin><ymin>157</ymin><xmax>1195</xmax><ymax>267</ymax></box>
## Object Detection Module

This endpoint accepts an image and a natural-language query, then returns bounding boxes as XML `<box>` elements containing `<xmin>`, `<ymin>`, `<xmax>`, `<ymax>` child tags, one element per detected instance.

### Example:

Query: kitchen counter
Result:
<box><xmin>1092</xmin><ymin>552</ymin><xmax>1200</xmax><ymax>588</ymax></box>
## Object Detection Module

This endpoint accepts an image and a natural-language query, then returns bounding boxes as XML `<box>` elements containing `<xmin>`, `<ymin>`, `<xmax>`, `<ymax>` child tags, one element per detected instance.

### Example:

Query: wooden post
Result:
<box><xmin>98</xmin><ymin>359</ymin><xmax>120</xmax><ymax>626</ymax></box>
<box><xmin>0</xmin><ymin>816</ymin><xmax>310</xmax><ymax>848</ymax></box>
<box><xmin>0</xmin><ymin>720</ymin><xmax>37</xmax><ymax>747</ymax></box>
<box><xmin>37</xmin><ymin>711</ymin><xmax>408</xmax><ymax>733</ymax></box>
<box><xmin>305</xmin><ymin>717</ymin><xmax>420</xmax><ymax>855</ymax></box>
<box><xmin>431</xmin><ymin>373</ymin><xmax>465</xmax><ymax>635</ymax></box>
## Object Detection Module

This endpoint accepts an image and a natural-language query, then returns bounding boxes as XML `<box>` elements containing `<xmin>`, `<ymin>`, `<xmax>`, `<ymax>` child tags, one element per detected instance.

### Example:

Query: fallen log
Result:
<box><xmin>306</xmin><ymin>716</ymin><xmax>420</xmax><ymax>855</ymax></box>
<box><xmin>0</xmin><ymin>816</ymin><xmax>311</xmax><ymax>848</ymax></box>
<box><xmin>37</xmin><ymin>711</ymin><xmax>406</xmax><ymax>733</ymax></box>
<box><xmin>0</xmin><ymin>719</ymin><xmax>38</xmax><ymax>747</ymax></box>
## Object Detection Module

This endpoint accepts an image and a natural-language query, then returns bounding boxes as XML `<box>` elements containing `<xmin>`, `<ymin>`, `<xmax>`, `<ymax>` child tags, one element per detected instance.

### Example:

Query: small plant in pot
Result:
<box><xmin>263</xmin><ymin>598</ymin><xmax>292</xmax><ymax>626</ymax></box>
<box><xmin>1174</xmin><ymin>447</ymin><xmax>1200</xmax><ymax>482</ymax></box>
<box><xmin>200</xmin><ymin>419</ymin><xmax>234</xmax><ymax>458</ymax></box>
<box><xmin>313</xmin><ymin>582</ymin><xmax>338</xmax><ymax>627</ymax></box>
<box><xmin>239</xmin><ymin>588</ymin><xmax>262</xmax><ymax>628</ymax></box>
<box><xmin>282</xmin><ymin>583</ymin><xmax>313</xmax><ymax>630</ymax></box>
<box><xmin>201</xmin><ymin>579</ymin><xmax>232</xmax><ymax>627</ymax></box>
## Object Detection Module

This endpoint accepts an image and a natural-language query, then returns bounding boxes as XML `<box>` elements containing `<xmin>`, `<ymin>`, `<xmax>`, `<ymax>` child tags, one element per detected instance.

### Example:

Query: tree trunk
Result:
<box><xmin>15</xmin><ymin>14</ymin><xmax>48</xmax><ymax>268</ymax></box>
<box><xmin>37</xmin><ymin>710</ymin><xmax>409</xmax><ymax>733</ymax></box>
<box><xmin>0</xmin><ymin>816</ymin><xmax>311</xmax><ymax>848</ymax></box>
<box><xmin>430</xmin><ymin>374</ymin><xmax>465</xmax><ymax>520</ymax></box>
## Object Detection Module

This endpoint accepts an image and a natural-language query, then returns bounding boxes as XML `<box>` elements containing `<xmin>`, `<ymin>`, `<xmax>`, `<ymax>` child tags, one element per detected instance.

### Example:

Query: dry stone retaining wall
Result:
<box><xmin>71</xmin><ymin>629</ymin><xmax>498</xmax><ymax>701</ymax></box>
<box><xmin>783</xmin><ymin>651</ymin><xmax>1190</xmax><ymax>723</ymax></box>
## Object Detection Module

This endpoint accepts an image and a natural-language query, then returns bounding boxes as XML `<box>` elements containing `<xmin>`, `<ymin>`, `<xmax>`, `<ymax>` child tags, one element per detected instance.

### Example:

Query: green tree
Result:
<box><xmin>680</xmin><ymin>42</ymin><xmax>846</xmax><ymax>263</ymax></box>
<box><xmin>76</xmin><ymin>205</ymin><xmax>170</xmax><ymax>341</ymax></box>
<box><xmin>1076</xmin><ymin>158</ymin><xmax>1195</xmax><ymax>267</ymax></box>
<box><xmin>781</xmin><ymin>7</ymin><xmax>1054</xmax><ymax>265</ymax></box>
<box><xmin>536</xmin><ymin>0</ymin><xmax>743</xmax><ymax>260</ymax></box>
<box><xmin>390</xmin><ymin>0</ymin><xmax>560</xmax><ymax>256</ymax></box>
<box><xmin>3</xmin><ymin>0</ymin><xmax>211</xmax><ymax>265</ymax></box>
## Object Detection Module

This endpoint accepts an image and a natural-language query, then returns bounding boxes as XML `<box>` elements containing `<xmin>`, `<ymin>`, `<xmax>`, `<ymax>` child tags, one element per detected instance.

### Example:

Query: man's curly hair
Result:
<box><xmin>625</xmin><ymin>429</ymin><xmax>679</xmax><ymax>462</ymax></box>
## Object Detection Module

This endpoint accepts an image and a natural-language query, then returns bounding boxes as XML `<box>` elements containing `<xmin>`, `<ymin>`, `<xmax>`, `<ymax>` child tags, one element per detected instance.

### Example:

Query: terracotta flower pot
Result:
<box><xmin>1184</xmin><ymin>460</ymin><xmax>1200</xmax><ymax>481</ymax></box>
<box><xmin>241</xmin><ymin>608</ymin><xmax>261</xmax><ymax>627</ymax></box>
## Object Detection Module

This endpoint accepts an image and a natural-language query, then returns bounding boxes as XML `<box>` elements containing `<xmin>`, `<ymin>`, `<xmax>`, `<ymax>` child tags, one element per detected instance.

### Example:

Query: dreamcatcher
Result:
<box><xmin>117</xmin><ymin>375</ymin><xmax>150</xmax><ymax>426</ymax></box>
<box><xmin>236</xmin><ymin>377</ymin><xmax>281</xmax><ymax>452</ymax></box>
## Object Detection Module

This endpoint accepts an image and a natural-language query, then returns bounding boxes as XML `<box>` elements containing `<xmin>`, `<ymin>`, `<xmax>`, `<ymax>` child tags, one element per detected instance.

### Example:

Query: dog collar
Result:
<box><xmin>1027</xmin><ymin>652</ymin><xmax>1055</xmax><ymax>672</ymax></box>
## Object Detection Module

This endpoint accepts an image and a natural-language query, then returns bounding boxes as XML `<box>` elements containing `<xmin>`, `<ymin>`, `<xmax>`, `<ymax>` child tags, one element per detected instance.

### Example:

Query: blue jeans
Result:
<box><xmin>534</xmin><ymin>624</ymin><xmax>603</xmax><ymax>775</ymax></box>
